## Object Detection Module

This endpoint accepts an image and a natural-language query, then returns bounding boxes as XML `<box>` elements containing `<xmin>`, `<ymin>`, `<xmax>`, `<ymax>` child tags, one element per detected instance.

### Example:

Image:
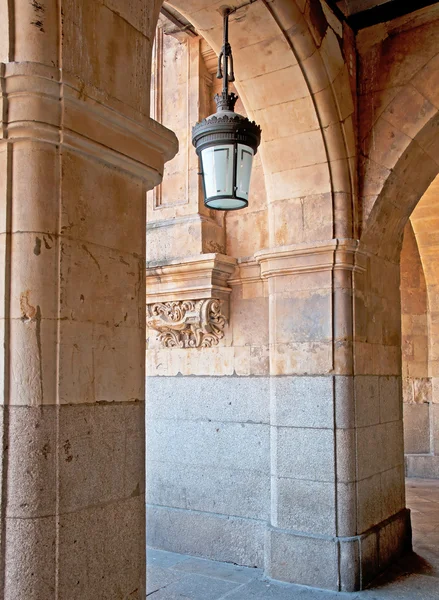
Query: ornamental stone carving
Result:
<box><xmin>147</xmin><ymin>299</ymin><xmax>226</xmax><ymax>348</ymax></box>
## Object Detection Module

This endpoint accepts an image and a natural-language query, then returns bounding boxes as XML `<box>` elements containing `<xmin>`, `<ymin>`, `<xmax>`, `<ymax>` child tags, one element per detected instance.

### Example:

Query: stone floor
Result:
<box><xmin>146</xmin><ymin>478</ymin><xmax>439</xmax><ymax>599</ymax></box>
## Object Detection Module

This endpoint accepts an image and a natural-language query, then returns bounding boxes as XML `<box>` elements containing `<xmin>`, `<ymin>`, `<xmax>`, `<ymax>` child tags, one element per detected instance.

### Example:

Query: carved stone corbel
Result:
<box><xmin>146</xmin><ymin>253</ymin><xmax>237</xmax><ymax>349</ymax></box>
<box><xmin>147</xmin><ymin>299</ymin><xmax>226</xmax><ymax>348</ymax></box>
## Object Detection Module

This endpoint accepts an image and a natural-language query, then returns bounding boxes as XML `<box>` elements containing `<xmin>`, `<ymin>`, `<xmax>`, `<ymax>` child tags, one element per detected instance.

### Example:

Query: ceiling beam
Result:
<box><xmin>349</xmin><ymin>0</ymin><xmax>439</xmax><ymax>31</ymax></box>
<box><xmin>324</xmin><ymin>0</ymin><xmax>439</xmax><ymax>32</ymax></box>
<box><xmin>160</xmin><ymin>6</ymin><xmax>198</xmax><ymax>37</ymax></box>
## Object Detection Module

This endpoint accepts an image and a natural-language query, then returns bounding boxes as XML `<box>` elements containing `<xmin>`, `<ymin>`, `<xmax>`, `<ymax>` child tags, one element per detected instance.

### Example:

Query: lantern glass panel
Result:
<box><xmin>236</xmin><ymin>144</ymin><xmax>254</xmax><ymax>201</ymax></box>
<box><xmin>201</xmin><ymin>144</ymin><xmax>234</xmax><ymax>199</ymax></box>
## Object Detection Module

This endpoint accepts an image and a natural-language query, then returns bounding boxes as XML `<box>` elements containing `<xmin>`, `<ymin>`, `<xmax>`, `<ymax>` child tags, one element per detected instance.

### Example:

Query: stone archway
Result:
<box><xmin>400</xmin><ymin>220</ymin><xmax>431</xmax><ymax>460</ymax></box>
<box><xmin>1</xmin><ymin>0</ymin><xmax>439</xmax><ymax>596</ymax></box>
<box><xmin>167</xmin><ymin>0</ymin><xmax>357</xmax><ymax>244</ymax></box>
<box><xmin>402</xmin><ymin>176</ymin><xmax>439</xmax><ymax>478</ymax></box>
<box><xmin>145</xmin><ymin>1</ymin><xmax>439</xmax><ymax>594</ymax></box>
<box><xmin>346</xmin><ymin>16</ymin><xmax>439</xmax><ymax>594</ymax></box>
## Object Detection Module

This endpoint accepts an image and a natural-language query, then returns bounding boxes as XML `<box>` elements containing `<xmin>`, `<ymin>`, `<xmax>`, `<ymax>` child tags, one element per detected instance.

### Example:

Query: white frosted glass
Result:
<box><xmin>207</xmin><ymin>198</ymin><xmax>246</xmax><ymax>209</ymax></box>
<box><xmin>236</xmin><ymin>144</ymin><xmax>254</xmax><ymax>201</ymax></box>
<box><xmin>201</xmin><ymin>145</ymin><xmax>233</xmax><ymax>199</ymax></box>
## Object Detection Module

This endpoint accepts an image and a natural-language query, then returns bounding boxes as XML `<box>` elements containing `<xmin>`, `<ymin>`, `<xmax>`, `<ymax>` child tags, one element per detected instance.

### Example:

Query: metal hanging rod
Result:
<box><xmin>225</xmin><ymin>0</ymin><xmax>260</xmax><ymax>16</ymax></box>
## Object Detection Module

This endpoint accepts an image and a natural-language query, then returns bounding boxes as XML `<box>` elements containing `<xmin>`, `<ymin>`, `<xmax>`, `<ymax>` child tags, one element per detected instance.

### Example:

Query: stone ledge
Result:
<box><xmin>146</xmin><ymin>253</ymin><xmax>237</xmax><ymax>305</ymax></box>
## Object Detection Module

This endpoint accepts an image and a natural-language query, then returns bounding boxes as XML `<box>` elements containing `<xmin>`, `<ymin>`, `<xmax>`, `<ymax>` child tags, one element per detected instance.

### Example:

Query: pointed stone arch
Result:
<box><xmin>166</xmin><ymin>0</ymin><xmax>355</xmax><ymax>244</ymax></box>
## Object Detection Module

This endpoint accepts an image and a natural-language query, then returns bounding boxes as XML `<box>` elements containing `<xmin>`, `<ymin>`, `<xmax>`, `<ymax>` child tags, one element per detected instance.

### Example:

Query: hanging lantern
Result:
<box><xmin>192</xmin><ymin>9</ymin><xmax>262</xmax><ymax>211</ymax></box>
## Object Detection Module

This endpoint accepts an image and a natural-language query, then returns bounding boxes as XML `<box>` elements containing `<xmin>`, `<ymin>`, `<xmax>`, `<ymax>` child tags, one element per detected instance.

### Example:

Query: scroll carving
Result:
<box><xmin>147</xmin><ymin>299</ymin><xmax>227</xmax><ymax>348</ymax></box>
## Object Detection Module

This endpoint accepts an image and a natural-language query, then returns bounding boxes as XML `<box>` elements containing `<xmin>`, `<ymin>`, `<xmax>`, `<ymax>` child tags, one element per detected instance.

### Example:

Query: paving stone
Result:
<box><xmin>146</xmin><ymin>565</ymin><xmax>185</xmax><ymax>595</ymax></box>
<box><xmin>357</xmin><ymin>573</ymin><xmax>439</xmax><ymax>599</ymax></box>
<box><xmin>145</xmin><ymin>572</ymin><xmax>240</xmax><ymax>599</ymax></box>
<box><xmin>397</xmin><ymin>548</ymin><xmax>439</xmax><ymax>578</ymax></box>
<box><xmin>147</xmin><ymin>548</ymin><xmax>189</xmax><ymax>569</ymax></box>
<box><xmin>171</xmin><ymin>556</ymin><xmax>259</xmax><ymax>583</ymax></box>
<box><xmin>222</xmin><ymin>578</ymin><xmax>358</xmax><ymax>599</ymax></box>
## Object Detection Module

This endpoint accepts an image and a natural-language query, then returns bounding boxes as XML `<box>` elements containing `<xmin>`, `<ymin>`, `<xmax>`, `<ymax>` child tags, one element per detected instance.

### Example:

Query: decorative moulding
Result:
<box><xmin>228</xmin><ymin>259</ymin><xmax>262</xmax><ymax>286</ymax></box>
<box><xmin>255</xmin><ymin>239</ymin><xmax>367</xmax><ymax>278</ymax></box>
<box><xmin>147</xmin><ymin>299</ymin><xmax>226</xmax><ymax>348</ymax></box>
<box><xmin>227</xmin><ymin>240</ymin><xmax>368</xmax><ymax>286</ymax></box>
<box><xmin>146</xmin><ymin>253</ymin><xmax>237</xmax><ymax>348</ymax></box>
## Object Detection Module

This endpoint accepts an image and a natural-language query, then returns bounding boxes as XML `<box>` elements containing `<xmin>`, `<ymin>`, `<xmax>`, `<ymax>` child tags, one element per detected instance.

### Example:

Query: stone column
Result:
<box><xmin>0</xmin><ymin>1</ymin><xmax>177</xmax><ymax>598</ymax></box>
<box><xmin>256</xmin><ymin>239</ymin><xmax>411</xmax><ymax>592</ymax></box>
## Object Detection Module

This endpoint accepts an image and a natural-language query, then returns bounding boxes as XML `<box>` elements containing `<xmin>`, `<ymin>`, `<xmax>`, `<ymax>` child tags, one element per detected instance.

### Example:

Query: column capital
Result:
<box><xmin>0</xmin><ymin>61</ymin><xmax>178</xmax><ymax>183</ymax></box>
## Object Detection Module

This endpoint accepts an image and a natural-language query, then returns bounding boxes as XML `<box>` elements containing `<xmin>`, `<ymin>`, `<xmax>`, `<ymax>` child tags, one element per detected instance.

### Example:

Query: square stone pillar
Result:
<box><xmin>256</xmin><ymin>240</ymin><xmax>411</xmax><ymax>592</ymax></box>
<box><xmin>0</xmin><ymin>2</ymin><xmax>177</xmax><ymax>598</ymax></box>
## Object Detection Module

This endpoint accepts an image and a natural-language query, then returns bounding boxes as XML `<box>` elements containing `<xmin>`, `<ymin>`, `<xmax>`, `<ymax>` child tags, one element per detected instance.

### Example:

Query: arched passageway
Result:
<box><xmin>400</xmin><ymin>178</ymin><xmax>439</xmax><ymax>478</ymax></box>
<box><xmin>0</xmin><ymin>0</ymin><xmax>439</xmax><ymax>597</ymax></box>
<box><xmin>146</xmin><ymin>0</ymin><xmax>439</xmax><ymax>595</ymax></box>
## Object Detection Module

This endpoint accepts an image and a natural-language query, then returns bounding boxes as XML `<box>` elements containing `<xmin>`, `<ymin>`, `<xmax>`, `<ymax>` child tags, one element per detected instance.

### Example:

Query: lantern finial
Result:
<box><xmin>214</xmin><ymin>91</ymin><xmax>238</xmax><ymax>112</ymax></box>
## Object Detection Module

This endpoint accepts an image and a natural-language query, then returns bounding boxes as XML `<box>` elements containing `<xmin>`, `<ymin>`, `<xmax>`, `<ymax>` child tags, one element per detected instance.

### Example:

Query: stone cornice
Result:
<box><xmin>255</xmin><ymin>239</ymin><xmax>368</xmax><ymax>279</ymax></box>
<box><xmin>0</xmin><ymin>62</ymin><xmax>178</xmax><ymax>183</ymax></box>
<box><xmin>146</xmin><ymin>253</ymin><xmax>237</xmax><ymax>305</ymax></box>
<box><xmin>228</xmin><ymin>259</ymin><xmax>262</xmax><ymax>286</ymax></box>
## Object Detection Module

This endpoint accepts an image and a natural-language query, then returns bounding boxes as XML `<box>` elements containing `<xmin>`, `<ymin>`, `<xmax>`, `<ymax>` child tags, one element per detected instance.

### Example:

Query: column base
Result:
<box><xmin>406</xmin><ymin>454</ymin><xmax>439</xmax><ymax>478</ymax></box>
<box><xmin>264</xmin><ymin>509</ymin><xmax>412</xmax><ymax>592</ymax></box>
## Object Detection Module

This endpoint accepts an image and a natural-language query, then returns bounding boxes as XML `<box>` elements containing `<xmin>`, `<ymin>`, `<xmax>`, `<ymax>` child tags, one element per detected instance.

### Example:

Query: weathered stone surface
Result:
<box><xmin>143</xmin><ymin>482</ymin><xmax>439</xmax><ymax>597</ymax></box>
<box><xmin>271</xmin><ymin>376</ymin><xmax>334</xmax><ymax>428</ymax></box>
<box><xmin>403</xmin><ymin>403</ymin><xmax>431</xmax><ymax>454</ymax></box>
<box><xmin>0</xmin><ymin>1</ymin><xmax>177</xmax><ymax>594</ymax></box>
<box><xmin>276</xmin><ymin>427</ymin><xmax>335</xmax><ymax>481</ymax></box>
<box><xmin>265</xmin><ymin>528</ymin><xmax>338</xmax><ymax>590</ymax></box>
<box><xmin>380</xmin><ymin>376</ymin><xmax>402</xmax><ymax>423</ymax></box>
<box><xmin>148</xmin><ymin>419</ymin><xmax>269</xmax><ymax>472</ymax></box>
<box><xmin>275</xmin><ymin>478</ymin><xmax>336</xmax><ymax>535</ymax></box>
<box><xmin>147</xmin><ymin>376</ymin><xmax>269</xmax><ymax>424</ymax></box>
<box><xmin>4</xmin><ymin>516</ymin><xmax>57</xmax><ymax>600</ymax></box>
<box><xmin>148</xmin><ymin>460</ymin><xmax>269</xmax><ymax>521</ymax></box>
<box><xmin>378</xmin><ymin>510</ymin><xmax>412</xmax><ymax>570</ymax></box>
<box><xmin>334</xmin><ymin>375</ymin><xmax>355</xmax><ymax>428</ymax></box>
<box><xmin>406</xmin><ymin>455</ymin><xmax>439</xmax><ymax>478</ymax></box>
<box><xmin>147</xmin><ymin>505</ymin><xmax>265</xmax><ymax>568</ymax></box>
<box><xmin>355</xmin><ymin>375</ymin><xmax>380</xmax><ymax>427</ymax></box>
<box><xmin>58</xmin><ymin>403</ymin><xmax>145</xmax><ymax>513</ymax></box>
<box><xmin>357</xmin><ymin>473</ymin><xmax>383</xmax><ymax>532</ymax></box>
<box><xmin>5</xmin><ymin>407</ymin><xmax>57</xmax><ymax>519</ymax></box>
<box><xmin>58</xmin><ymin>495</ymin><xmax>146</xmax><ymax>600</ymax></box>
